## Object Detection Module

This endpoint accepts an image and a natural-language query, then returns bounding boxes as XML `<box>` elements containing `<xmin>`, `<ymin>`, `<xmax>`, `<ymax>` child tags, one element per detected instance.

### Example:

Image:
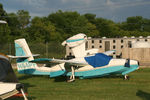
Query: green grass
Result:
<box><xmin>7</xmin><ymin>68</ymin><xmax>150</xmax><ymax>100</ymax></box>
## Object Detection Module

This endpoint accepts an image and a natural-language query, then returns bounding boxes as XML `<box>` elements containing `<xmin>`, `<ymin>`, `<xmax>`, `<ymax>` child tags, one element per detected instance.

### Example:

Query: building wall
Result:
<box><xmin>122</xmin><ymin>48</ymin><xmax>150</xmax><ymax>65</ymax></box>
<box><xmin>65</xmin><ymin>36</ymin><xmax>150</xmax><ymax>57</ymax></box>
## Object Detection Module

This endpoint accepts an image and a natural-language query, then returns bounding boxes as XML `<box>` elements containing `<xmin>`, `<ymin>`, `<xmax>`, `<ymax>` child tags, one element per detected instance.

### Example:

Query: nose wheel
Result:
<box><xmin>124</xmin><ymin>75</ymin><xmax>130</xmax><ymax>80</ymax></box>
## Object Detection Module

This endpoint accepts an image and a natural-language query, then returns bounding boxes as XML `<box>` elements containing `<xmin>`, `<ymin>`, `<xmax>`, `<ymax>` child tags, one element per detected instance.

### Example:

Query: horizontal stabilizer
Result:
<box><xmin>32</xmin><ymin>54</ymin><xmax>40</xmax><ymax>57</ymax></box>
<box><xmin>8</xmin><ymin>54</ymin><xmax>39</xmax><ymax>59</ymax></box>
<box><xmin>7</xmin><ymin>55</ymin><xmax>30</xmax><ymax>59</ymax></box>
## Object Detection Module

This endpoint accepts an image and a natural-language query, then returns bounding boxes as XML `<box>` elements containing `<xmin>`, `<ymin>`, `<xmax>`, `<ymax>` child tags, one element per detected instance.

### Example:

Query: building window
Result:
<box><xmin>113</xmin><ymin>45</ymin><xmax>116</xmax><ymax>49</ymax></box>
<box><xmin>99</xmin><ymin>40</ymin><xmax>102</xmax><ymax>43</ymax></box>
<box><xmin>137</xmin><ymin>39</ymin><xmax>139</xmax><ymax>41</ymax></box>
<box><xmin>92</xmin><ymin>40</ymin><xmax>94</xmax><ymax>43</ymax></box>
<box><xmin>69</xmin><ymin>52</ymin><xmax>72</xmax><ymax>56</ymax></box>
<box><xmin>121</xmin><ymin>45</ymin><xmax>123</xmax><ymax>48</ymax></box>
<box><xmin>99</xmin><ymin>45</ymin><xmax>102</xmax><ymax>48</ymax></box>
<box><xmin>69</xmin><ymin>47</ymin><xmax>72</xmax><ymax>49</ymax></box>
<box><xmin>92</xmin><ymin>45</ymin><xmax>94</xmax><ymax>48</ymax></box>
<box><xmin>128</xmin><ymin>41</ymin><xmax>132</xmax><ymax>48</ymax></box>
<box><xmin>145</xmin><ymin>39</ymin><xmax>148</xmax><ymax>42</ymax></box>
<box><xmin>121</xmin><ymin>39</ymin><xmax>123</xmax><ymax>43</ymax></box>
<box><xmin>113</xmin><ymin>40</ymin><xmax>116</xmax><ymax>43</ymax></box>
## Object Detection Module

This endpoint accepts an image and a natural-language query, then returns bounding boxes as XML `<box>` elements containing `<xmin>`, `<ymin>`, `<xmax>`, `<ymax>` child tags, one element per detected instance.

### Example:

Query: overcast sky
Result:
<box><xmin>1</xmin><ymin>0</ymin><xmax>150</xmax><ymax>22</ymax></box>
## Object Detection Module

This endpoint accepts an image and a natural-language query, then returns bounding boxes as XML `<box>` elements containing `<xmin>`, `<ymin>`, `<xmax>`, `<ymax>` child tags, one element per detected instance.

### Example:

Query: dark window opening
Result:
<box><xmin>92</xmin><ymin>45</ymin><xmax>94</xmax><ymax>48</ymax></box>
<box><xmin>99</xmin><ymin>40</ymin><xmax>102</xmax><ymax>43</ymax></box>
<box><xmin>113</xmin><ymin>45</ymin><xmax>116</xmax><ymax>49</ymax></box>
<box><xmin>121</xmin><ymin>45</ymin><xmax>123</xmax><ymax>48</ymax></box>
<box><xmin>145</xmin><ymin>39</ymin><xmax>148</xmax><ymax>42</ymax></box>
<box><xmin>69</xmin><ymin>52</ymin><xmax>72</xmax><ymax>56</ymax></box>
<box><xmin>113</xmin><ymin>40</ymin><xmax>116</xmax><ymax>43</ymax></box>
<box><xmin>92</xmin><ymin>40</ymin><xmax>94</xmax><ymax>43</ymax></box>
<box><xmin>121</xmin><ymin>39</ymin><xmax>123</xmax><ymax>43</ymax></box>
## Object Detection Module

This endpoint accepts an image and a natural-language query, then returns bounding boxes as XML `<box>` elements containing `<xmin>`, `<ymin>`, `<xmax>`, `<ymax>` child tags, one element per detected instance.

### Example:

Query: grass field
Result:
<box><xmin>7</xmin><ymin>68</ymin><xmax>150</xmax><ymax>100</ymax></box>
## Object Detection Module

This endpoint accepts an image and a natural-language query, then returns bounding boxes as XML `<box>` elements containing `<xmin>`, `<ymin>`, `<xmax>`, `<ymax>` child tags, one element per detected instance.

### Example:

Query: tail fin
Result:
<box><xmin>15</xmin><ymin>38</ymin><xmax>34</xmax><ymax>61</ymax></box>
<box><xmin>15</xmin><ymin>38</ymin><xmax>38</xmax><ymax>73</ymax></box>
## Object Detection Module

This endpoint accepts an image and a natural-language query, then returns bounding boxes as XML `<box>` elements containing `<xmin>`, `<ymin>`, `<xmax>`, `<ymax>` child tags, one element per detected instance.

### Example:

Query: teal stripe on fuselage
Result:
<box><xmin>66</xmin><ymin>65</ymin><xmax>138</xmax><ymax>79</ymax></box>
<box><xmin>66</xmin><ymin>38</ymin><xmax>84</xmax><ymax>43</ymax></box>
<box><xmin>50</xmin><ymin>70</ymin><xmax>66</xmax><ymax>77</ymax></box>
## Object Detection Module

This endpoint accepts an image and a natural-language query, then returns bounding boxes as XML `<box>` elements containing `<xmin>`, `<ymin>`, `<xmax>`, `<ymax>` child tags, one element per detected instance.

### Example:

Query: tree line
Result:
<box><xmin>0</xmin><ymin>3</ymin><xmax>150</xmax><ymax>44</ymax></box>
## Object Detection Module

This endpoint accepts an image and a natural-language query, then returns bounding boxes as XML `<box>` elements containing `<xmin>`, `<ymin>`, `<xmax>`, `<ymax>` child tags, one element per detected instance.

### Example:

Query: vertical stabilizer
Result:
<box><xmin>14</xmin><ymin>38</ymin><xmax>38</xmax><ymax>74</ymax></box>
<box><xmin>15</xmin><ymin>39</ymin><xmax>34</xmax><ymax>61</ymax></box>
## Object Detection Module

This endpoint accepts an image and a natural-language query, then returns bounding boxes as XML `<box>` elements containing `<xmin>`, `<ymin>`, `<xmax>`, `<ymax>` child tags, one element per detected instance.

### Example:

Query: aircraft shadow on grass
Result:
<box><xmin>54</xmin><ymin>75</ymin><xmax>124</xmax><ymax>82</ymax></box>
<box><xmin>136</xmin><ymin>90</ymin><xmax>150</xmax><ymax>100</ymax></box>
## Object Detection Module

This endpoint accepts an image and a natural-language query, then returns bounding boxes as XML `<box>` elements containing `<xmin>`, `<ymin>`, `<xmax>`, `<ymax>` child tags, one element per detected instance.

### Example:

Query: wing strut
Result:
<box><xmin>67</xmin><ymin>66</ymin><xmax>75</xmax><ymax>82</ymax></box>
<box><xmin>20</xmin><ymin>89</ymin><xmax>28</xmax><ymax>100</ymax></box>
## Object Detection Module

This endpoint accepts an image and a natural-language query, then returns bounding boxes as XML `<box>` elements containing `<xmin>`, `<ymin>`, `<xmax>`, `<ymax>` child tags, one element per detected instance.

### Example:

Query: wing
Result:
<box><xmin>30</xmin><ymin>58</ymin><xmax>88</xmax><ymax>66</ymax></box>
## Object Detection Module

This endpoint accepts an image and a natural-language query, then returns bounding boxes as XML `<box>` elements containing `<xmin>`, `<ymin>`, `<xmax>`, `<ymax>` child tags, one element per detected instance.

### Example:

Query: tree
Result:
<box><xmin>29</xmin><ymin>17</ymin><xmax>60</xmax><ymax>43</ymax></box>
<box><xmin>0</xmin><ymin>3</ymin><xmax>7</xmax><ymax>20</ymax></box>
<box><xmin>84</xmin><ymin>13</ymin><xmax>96</xmax><ymax>24</ymax></box>
<box><xmin>48</xmin><ymin>10</ymin><xmax>99</xmax><ymax>39</ymax></box>
<box><xmin>0</xmin><ymin>23</ymin><xmax>10</xmax><ymax>44</ymax></box>
<box><xmin>95</xmin><ymin>18</ymin><xmax>119</xmax><ymax>37</ymax></box>
<box><xmin>120</xmin><ymin>16</ymin><xmax>144</xmax><ymax>31</ymax></box>
<box><xmin>17</xmin><ymin>10</ymin><xmax>31</xmax><ymax>29</ymax></box>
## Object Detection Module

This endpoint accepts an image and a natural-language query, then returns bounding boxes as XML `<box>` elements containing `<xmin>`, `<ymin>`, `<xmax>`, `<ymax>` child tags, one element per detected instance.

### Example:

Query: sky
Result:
<box><xmin>0</xmin><ymin>0</ymin><xmax>150</xmax><ymax>22</ymax></box>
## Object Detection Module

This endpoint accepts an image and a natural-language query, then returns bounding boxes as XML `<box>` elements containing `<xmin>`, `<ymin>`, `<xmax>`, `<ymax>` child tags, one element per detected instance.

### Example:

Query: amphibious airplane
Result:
<box><xmin>0</xmin><ymin>54</ymin><xmax>28</xmax><ymax>100</ymax></box>
<box><xmin>9</xmin><ymin>34</ymin><xmax>139</xmax><ymax>82</ymax></box>
<box><xmin>0</xmin><ymin>20</ymin><xmax>28</xmax><ymax>100</ymax></box>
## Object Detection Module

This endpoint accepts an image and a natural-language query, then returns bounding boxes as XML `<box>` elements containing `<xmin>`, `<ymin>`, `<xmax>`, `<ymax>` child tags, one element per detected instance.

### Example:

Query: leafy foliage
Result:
<box><xmin>0</xmin><ymin>3</ymin><xmax>150</xmax><ymax>44</ymax></box>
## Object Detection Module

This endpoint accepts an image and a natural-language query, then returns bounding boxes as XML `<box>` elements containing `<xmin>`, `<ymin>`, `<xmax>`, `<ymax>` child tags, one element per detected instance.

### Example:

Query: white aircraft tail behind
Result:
<box><xmin>62</xmin><ymin>33</ymin><xmax>87</xmax><ymax>57</ymax></box>
<box><xmin>62</xmin><ymin>33</ymin><xmax>99</xmax><ymax>57</ymax></box>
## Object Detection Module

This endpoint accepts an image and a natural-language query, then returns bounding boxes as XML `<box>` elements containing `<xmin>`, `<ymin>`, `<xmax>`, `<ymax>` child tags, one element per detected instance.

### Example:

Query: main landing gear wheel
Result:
<box><xmin>124</xmin><ymin>75</ymin><xmax>130</xmax><ymax>80</ymax></box>
<box><xmin>67</xmin><ymin>66</ymin><xmax>75</xmax><ymax>83</ymax></box>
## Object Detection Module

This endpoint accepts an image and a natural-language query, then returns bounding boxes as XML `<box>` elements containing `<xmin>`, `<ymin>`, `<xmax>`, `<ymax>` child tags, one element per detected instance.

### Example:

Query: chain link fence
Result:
<box><xmin>0</xmin><ymin>42</ymin><xmax>66</xmax><ymax>63</ymax></box>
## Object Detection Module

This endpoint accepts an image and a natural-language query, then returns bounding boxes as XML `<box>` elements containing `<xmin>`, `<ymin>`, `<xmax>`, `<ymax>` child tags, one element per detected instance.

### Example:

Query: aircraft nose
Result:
<box><xmin>124</xmin><ymin>59</ymin><xmax>139</xmax><ymax>68</ymax></box>
<box><xmin>130</xmin><ymin>60</ymin><xmax>140</xmax><ymax>69</ymax></box>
